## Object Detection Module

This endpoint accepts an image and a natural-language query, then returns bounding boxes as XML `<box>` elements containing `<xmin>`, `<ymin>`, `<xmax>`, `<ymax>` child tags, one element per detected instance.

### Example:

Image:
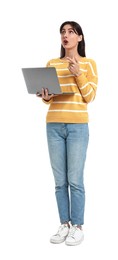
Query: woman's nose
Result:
<box><xmin>63</xmin><ymin>31</ymin><xmax>68</xmax><ymax>37</ymax></box>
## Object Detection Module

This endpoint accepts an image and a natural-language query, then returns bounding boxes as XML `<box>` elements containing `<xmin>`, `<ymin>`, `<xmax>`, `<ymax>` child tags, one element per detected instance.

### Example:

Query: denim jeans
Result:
<box><xmin>46</xmin><ymin>123</ymin><xmax>89</xmax><ymax>225</ymax></box>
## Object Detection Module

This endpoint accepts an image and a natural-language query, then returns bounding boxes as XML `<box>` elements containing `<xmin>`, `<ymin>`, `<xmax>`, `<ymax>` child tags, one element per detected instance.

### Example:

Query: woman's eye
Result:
<box><xmin>69</xmin><ymin>30</ymin><xmax>74</xmax><ymax>33</ymax></box>
<box><xmin>61</xmin><ymin>29</ymin><xmax>75</xmax><ymax>35</ymax></box>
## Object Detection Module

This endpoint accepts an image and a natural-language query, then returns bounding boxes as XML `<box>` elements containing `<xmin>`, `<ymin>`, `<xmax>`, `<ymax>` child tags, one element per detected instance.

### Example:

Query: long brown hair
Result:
<box><xmin>60</xmin><ymin>21</ymin><xmax>86</xmax><ymax>58</ymax></box>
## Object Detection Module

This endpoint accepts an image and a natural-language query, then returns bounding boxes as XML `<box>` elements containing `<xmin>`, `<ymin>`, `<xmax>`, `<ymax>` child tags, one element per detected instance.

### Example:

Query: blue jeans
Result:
<box><xmin>46</xmin><ymin>123</ymin><xmax>89</xmax><ymax>225</ymax></box>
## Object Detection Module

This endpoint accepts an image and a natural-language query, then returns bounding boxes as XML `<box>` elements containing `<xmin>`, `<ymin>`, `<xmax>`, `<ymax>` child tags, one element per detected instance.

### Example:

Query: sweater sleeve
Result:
<box><xmin>75</xmin><ymin>59</ymin><xmax>98</xmax><ymax>103</ymax></box>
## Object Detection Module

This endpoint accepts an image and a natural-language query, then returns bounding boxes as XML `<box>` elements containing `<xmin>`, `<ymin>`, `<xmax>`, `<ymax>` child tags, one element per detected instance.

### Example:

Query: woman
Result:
<box><xmin>37</xmin><ymin>21</ymin><xmax>98</xmax><ymax>246</ymax></box>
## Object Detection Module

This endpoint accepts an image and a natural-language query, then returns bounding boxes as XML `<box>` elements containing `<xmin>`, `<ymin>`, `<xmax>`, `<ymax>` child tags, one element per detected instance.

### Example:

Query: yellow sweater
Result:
<box><xmin>43</xmin><ymin>57</ymin><xmax>98</xmax><ymax>123</ymax></box>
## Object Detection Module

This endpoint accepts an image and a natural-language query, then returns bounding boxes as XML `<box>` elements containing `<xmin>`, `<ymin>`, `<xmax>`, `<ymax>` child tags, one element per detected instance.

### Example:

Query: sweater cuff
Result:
<box><xmin>42</xmin><ymin>98</ymin><xmax>53</xmax><ymax>104</ymax></box>
<box><xmin>75</xmin><ymin>73</ymin><xmax>85</xmax><ymax>84</ymax></box>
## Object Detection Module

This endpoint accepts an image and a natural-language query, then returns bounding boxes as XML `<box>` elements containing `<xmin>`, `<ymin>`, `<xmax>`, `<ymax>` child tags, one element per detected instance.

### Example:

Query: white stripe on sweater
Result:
<box><xmin>48</xmin><ymin>110</ymin><xmax>87</xmax><ymax>113</ymax></box>
<box><xmin>60</xmin><ymin>83</ymin><xmax>77</xmax><ymax>87</ymax></box>
<box><xmin>79</xmin><ymin>61</ymin><xmax>97</xmax><ymax>76</ymax></box>
<box><xmin>79</xmin><ymin>82</ymin><xmax>97</xmax><ymax>90</ymax></box>
<box><xmin>53</xmin><ymin>101</ymin><xmax>86</xmax><ymax>105</ymax></box>
<box><xmin>83</xmin><ymin>88</ymin><xmax>93</xmax><ymax>97</ymax></box>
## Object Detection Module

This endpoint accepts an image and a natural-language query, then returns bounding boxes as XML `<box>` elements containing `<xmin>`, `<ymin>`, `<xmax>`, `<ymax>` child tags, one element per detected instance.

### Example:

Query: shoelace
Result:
<box><xmin>68</xmin><ymin>226</ymin><xmax>77</xmax><ymax>237</ymax></box>
<box><xmin>57</xmin><ymin>224</ymin><xmax>68</xmax><ymax>235</ymax></box>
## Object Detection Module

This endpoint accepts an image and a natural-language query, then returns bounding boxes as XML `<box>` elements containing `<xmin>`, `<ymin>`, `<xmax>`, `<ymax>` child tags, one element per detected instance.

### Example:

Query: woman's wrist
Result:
<box><xmin>75</xmin><ymin>72</ymin><xmax>82</xmax><ymax>77</ymax></box>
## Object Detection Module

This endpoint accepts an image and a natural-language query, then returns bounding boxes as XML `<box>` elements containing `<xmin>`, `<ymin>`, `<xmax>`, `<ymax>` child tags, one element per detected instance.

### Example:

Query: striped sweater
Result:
<box><xmin>43</xmin><ymin>57</ymin><xmax>98</xmax><ymax>123</ymax></box>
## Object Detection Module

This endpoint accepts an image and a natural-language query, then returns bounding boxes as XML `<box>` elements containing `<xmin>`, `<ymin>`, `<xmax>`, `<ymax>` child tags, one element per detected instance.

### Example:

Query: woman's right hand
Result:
<box><xmin>36</xmin><ymin>88</ymin><xmax>54</xmax><ymax>101</ymax></box>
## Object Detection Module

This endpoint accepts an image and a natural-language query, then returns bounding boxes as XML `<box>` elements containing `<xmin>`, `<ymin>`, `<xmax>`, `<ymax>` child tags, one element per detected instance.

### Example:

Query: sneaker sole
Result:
<box><xmin>50</xmin><ymin>237</ymin><xmax>66</xmax><ymax>244</ymax></box>
<box><xmin>65</xmin><ymin>236</ymin><xmax>84</xmax><ymax>246</ymax></box>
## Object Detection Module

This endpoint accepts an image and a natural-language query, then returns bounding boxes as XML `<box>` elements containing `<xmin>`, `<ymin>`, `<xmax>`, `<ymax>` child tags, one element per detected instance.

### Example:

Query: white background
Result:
<box><xmin>0</xmin><ymin>0</ymin><xmax>118</xmax><ymax>259</ymax></box>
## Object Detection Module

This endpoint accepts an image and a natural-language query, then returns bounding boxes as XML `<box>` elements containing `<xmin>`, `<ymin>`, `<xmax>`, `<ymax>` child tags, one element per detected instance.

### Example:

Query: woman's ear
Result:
<box><xmin>78</xmin><ymin>35</ymin><xmax>82</xmax><ymax>42</ymax></box>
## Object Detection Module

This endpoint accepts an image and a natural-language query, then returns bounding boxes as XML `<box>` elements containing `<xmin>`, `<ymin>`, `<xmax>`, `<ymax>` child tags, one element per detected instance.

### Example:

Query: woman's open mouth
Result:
<box><xmin>63</xmin><ymin>40</ymin><xmax>69</xmax><ymax>45</ymax></box>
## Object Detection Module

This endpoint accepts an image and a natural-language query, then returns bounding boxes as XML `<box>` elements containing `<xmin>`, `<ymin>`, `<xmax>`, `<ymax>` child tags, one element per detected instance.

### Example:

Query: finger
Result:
<box><xmin>42</xmin><ymin>88</ymin><xmax>51</xmax><ymax>100</ymax></box>
<box><xmin>71</xmin><ymin>64</ymin><xmax>75</xmax><ymax>68</ymax></box>
<box><xmin>45</xmin><ymin>88</ymin><xmax>49</xmax><ymax>97</ymax></box>
<box><xmin>66</xmin><ymin>57</ymin><xmax>74</xmax><ymax>63</ymax></box>
<box><xmin>45</xmin><ymin>89</ymin><xmax>55</xmax><ymax>99</ymax></box>
<box><xmin>68</xmin><ymin>64</ymin><xmax>75</xmax><ymax>71</ymax></box>
<box><xmin>41</xmin><ymin>88</ymin><xmax>45</xmax><ymax>95</ymax></box>
<box><xmin>70</xmin><ymin>56</ymin><xmax>78</xmax><ymax>64</ymax></box>
<box><xmin>74</xmin><ymin>57</ymin><xmax>78</xmax><ymax>63</ymax></box>
<box><xmin>41</xmin><ymin>88</ymin><xmax>45</xmax><ymax>98</ymax></box>
<box><xmin>67</xmin><ymin>56</ymin><xmax>78</xmax><ymax>65</ymax></box>
<box><xmin>50</xmin><ymin>94</ymin><xmax>54</xmax><ymax>99</ymax></box>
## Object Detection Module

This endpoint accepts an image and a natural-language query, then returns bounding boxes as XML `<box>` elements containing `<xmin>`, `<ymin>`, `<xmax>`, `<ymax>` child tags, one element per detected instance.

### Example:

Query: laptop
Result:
<box><xmin>22</xmin><ymin>67</ymin><xmax>74</xmax><ymax>96</ymax></box>
<box><xmin>22</xmin><ymin>67</ymin><xmax>63</xmax><ymax>95</ymax></box>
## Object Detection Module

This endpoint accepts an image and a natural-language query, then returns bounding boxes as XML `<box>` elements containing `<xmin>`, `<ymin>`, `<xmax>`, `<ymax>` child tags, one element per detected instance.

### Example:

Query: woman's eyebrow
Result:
<box><xmin>61</xmin><ymin>27</ymin><xmax>74</xmax><ymax>32</ymax></box>
<box><xmin>68</xmin><ymin>27</ymin><xmax>74</xmax><ymax>30</ymax></box>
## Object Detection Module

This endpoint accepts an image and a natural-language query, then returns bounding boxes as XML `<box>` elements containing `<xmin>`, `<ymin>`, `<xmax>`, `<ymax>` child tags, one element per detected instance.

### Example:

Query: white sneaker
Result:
<box><xmin>50</xmin><ymin>224</ymin><xmax>69</xmax><ymax>244</ymax></box>
<box><xmin>65</xmin><ymin>225</ymin><xmax>84</xmax><ymax>246</ymax></box>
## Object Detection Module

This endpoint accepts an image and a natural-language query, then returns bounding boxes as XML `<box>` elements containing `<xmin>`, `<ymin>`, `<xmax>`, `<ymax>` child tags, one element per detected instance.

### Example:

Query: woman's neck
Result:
<box><xmin>63</xmin><ymin>50</ymin><xmax>81</xmax><ymax>60</ymax></box>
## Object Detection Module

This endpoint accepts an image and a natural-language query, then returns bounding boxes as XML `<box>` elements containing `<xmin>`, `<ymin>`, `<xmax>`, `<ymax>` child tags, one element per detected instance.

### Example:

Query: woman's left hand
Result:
<box><xmin>66</xmin><ymin>57</ymin><xmax>81</xmax><ymax>77</ymax></box>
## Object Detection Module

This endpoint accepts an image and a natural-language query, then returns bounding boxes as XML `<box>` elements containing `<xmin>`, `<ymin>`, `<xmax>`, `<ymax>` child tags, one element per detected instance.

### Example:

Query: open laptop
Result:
<box><xmin>22</xmin><ymin>67</ymin><xmax>76</xmax><ymax>96</ymax></box>
<box><xmin>22</xmin><ymin>67</ymin><xmax>63</xmax><ymax>95</ymax></box>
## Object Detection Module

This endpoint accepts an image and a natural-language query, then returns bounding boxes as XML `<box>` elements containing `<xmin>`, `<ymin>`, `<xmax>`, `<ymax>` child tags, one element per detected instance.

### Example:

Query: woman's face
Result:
<box><xmin>60</xmin><ymin>24</ymin><xmax>82</xmax><ymax>50</ymax></box>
